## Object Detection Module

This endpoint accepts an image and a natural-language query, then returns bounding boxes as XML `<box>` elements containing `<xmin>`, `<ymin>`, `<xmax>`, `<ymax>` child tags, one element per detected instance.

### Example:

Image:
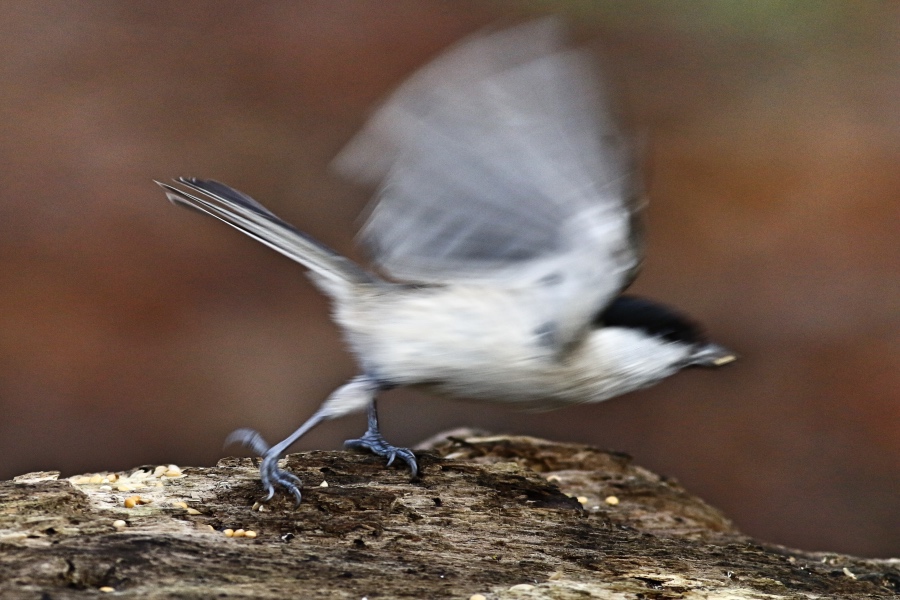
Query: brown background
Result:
<box><xmin>0</xmin><ymin>1</ymin><xmax>897</xmax><ymax>557</ymax></box>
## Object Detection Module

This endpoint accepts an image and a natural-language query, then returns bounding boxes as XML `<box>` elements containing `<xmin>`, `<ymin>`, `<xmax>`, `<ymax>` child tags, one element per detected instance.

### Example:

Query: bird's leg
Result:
<box><xmin>226</xmin><ymin>375</ymin><xmax>376</xmax><ymax>506</ymax></box>
<box><xmin>344</xmin><ymin>398</ymin><xmax>418</xmax><ymax>477</ymax></box>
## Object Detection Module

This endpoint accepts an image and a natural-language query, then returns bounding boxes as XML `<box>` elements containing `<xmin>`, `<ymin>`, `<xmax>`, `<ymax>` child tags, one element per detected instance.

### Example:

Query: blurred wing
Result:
<box><xmin>334</xmin><ymin>19</ymin><xmax>644</xmax><ymax>333</ymax></box>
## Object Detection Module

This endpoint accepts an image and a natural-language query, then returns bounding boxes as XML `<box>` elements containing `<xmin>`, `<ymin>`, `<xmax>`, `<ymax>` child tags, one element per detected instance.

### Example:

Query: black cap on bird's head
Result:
<box><xmin>596</xmin><ymin>295</ymin><xmax>737</xmax><ymax>368</ymax></box>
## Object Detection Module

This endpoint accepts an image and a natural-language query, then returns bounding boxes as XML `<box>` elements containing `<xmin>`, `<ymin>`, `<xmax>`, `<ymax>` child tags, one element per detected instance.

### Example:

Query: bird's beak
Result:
<box><xmin>688</xmin><ymin>343</ymin><xmax>738</xmax><ymax>368</ymax></box>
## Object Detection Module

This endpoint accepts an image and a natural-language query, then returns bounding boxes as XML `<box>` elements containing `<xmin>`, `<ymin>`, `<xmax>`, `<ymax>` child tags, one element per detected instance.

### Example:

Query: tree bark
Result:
<box><xmin>1</xmin><ymin>432</ymin><xmax>897</xmax><ymax>599</ymax></box>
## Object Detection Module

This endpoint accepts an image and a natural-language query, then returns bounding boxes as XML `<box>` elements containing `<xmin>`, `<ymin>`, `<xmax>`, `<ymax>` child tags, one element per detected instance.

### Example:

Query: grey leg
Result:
<box><xmin>226</xmin><ymin>375</ymin><xmax>377</xmax><ymax>505</ymax></box>
<box><xmin>344</xmin><ymin>398</ymin><xmax>418</xmax><ymax>477</ymax></box>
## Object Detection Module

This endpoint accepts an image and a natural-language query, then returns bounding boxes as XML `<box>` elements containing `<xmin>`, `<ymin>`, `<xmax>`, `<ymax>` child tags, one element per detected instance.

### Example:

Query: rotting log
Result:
<box><xmin>1</xmin><ymin>432</ymin><xmax>897</xmax><ymax>599</ymax></box>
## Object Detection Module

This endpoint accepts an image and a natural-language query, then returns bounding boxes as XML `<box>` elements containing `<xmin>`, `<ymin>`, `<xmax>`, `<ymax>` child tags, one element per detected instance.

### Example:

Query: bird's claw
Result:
<box><xmin>260</xmin><ymin>453</ymin><xmax>303</xmax><ymax>507</ymax></box>
<box><xmin>227</xmin><ymin>427</ymin><xmax>304</xmax><ymax>506</ymax></box>
<box><xmin>225</xmin><ymin>427</ymin><xmax>272</xmax><ymax>455</ymax></box>
<box><xmin>344</xmin><ymin>430</ymin><xmax>418</xmax><ymax>477</ymax></box>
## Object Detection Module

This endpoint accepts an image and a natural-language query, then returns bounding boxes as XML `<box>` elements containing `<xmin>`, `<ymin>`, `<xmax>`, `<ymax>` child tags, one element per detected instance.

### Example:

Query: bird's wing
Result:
<box><xmin>334</xmin><ymin>19</ymin><xmax>644</xmax><ymax>338</ymax></box>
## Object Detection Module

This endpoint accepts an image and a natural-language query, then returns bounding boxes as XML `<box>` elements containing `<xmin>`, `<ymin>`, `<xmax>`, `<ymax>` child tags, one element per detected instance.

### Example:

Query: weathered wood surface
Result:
<box><xmin>1</xmin><ymin>433</ymin><xmax>897</xmax><ymax>599</ymax></box>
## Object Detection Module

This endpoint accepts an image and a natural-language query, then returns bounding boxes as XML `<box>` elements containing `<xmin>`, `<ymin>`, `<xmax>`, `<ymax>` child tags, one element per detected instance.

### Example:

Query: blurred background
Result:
<box><xmin>0</xmin><ymin>1</ymin><xmax>897</xmax><ymax>557</ymax></box>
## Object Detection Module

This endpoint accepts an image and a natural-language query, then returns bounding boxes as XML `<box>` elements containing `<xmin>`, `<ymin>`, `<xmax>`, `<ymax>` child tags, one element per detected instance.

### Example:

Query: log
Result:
<box><xmin>1</xmin><ymin>432</ymin><xmax>897</xmax><ymax>598</ymax></box>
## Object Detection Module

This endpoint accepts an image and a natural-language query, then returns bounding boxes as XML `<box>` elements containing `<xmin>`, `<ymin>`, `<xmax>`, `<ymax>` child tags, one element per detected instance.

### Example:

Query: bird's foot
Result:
<box><xmin>344</xmin><ymin>430</ymin><xmax>418</xmax><ymax>477</ymax></box>
<box><xmin>226</xmin><ymin>427</ymin><xmax>303</xmax><ymax>506</ymax></box>
<box><xmin>259</xmin><ymin>451</ymin><xmax>303</xmax><ymax>506</ymax></box>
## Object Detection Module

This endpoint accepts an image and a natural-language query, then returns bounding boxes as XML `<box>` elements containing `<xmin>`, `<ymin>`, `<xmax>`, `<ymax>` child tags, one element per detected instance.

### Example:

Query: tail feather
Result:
<box><xmin>158</xmin><ymin>178</ymin><xmax>374</xmax><ymax>285</ymax></box>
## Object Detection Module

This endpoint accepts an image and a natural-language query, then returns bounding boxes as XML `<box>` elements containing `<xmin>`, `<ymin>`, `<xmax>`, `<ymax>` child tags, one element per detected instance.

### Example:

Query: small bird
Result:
<box><xmin>158</xmin><ymin>19</ymin><xmax>735</xmax><ymax>505</ymax></box>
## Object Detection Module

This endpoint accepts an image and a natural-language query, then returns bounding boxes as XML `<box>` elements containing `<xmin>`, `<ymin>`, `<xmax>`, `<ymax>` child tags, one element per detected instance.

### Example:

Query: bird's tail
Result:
<box><xmin>157</xmin><ymin>178</ymin><xmax>375</xmax><ymax>286</ymax></box>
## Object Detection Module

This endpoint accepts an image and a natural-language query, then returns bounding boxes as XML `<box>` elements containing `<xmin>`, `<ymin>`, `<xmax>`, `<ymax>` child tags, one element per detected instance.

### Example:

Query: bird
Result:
<box><xmin>157</xmin><ymin>19</ymin><xmax>736</xmax><ymax>505</ymax></box>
